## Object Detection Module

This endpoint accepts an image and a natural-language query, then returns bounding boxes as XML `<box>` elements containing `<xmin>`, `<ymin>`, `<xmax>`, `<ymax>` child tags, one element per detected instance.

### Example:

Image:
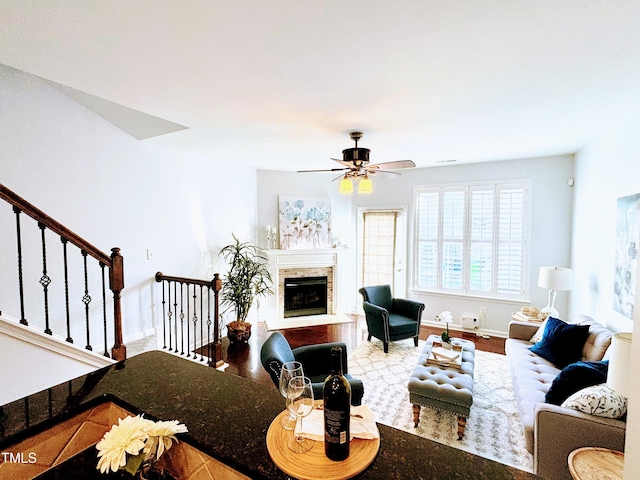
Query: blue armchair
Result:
<box><xmin>359</xmin><ymin>285</ymin><xmax>425</xmax><ymax>353</ymax></box>
<box><xmin>260</xmin><ymin>332</ymin><xmax>364</xmax><ymax>405</ymax></box>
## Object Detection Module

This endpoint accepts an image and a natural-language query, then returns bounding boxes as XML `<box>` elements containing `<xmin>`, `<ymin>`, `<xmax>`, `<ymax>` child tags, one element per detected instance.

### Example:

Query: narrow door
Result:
<box><xmin>359</xmin><ymin>208</ymin><xmax>407</xmax><ymax>296</ymax></box>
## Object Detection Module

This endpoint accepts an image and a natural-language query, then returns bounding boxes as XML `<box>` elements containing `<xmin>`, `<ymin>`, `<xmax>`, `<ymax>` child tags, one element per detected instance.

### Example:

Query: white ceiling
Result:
<box><xmin>1</xmin><ymin>1</ymin><xmax>639</xmax><ymax>171</ymax></box>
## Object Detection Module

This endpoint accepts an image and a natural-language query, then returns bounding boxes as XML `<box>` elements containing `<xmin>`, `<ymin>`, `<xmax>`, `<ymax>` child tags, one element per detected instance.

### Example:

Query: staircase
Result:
<box><xmin>0</xmin><ymin>183</ymin><xmax>125</xmax><ymax>405</ymax></box>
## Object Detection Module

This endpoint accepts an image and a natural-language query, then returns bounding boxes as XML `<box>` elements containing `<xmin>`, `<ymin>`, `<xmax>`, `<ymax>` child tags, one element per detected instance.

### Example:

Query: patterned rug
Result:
<box><xmin>348</xmin><ymin>337</ymin><xmax>533</xmax><ymax>472</ymax></box>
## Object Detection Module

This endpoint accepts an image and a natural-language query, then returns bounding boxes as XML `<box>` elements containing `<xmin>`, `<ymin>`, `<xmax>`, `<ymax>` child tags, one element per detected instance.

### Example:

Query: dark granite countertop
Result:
<box><xmin>0</xmin><ymin>351</ymin><xmax>541</xmax><ymax>479</ymax></box>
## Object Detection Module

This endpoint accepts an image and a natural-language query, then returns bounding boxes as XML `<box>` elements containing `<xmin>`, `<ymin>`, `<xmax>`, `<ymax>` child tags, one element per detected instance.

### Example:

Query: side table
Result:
<box><xmin>568</xmin><ymin>447</ymin><xmax>624</xmax><ymax>480</ymax></box>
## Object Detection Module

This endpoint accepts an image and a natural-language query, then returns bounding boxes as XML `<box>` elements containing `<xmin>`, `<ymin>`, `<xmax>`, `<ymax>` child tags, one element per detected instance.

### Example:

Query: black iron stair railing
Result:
<box><xmin>0</xmin><ymin>182</ymin><xmax>125</xmax><ymax>360</ymax></box>
<box><xmin>155</xmin><ymin>272</ymin><xmax>223</xmax><ymax>367</ymax></box>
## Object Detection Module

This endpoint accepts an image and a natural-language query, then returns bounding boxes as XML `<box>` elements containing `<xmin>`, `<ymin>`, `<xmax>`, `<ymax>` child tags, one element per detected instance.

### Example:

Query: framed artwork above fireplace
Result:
<box><xmin>278</xmin><ymin>195</ymin><xmax>331</xmax><ymax>249</ymax></box>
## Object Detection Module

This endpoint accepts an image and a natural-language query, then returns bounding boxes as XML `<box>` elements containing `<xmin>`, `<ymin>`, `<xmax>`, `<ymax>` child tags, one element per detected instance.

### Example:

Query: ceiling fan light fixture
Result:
<box><xmin>358</xmin><ymin>175</ymin><xmax>373</xmax><ymax>194</ymax></box>
<box><xmin>338</xmin><ymin>175</ymin><xmax>354</xmax><ymax>194</ymax></box>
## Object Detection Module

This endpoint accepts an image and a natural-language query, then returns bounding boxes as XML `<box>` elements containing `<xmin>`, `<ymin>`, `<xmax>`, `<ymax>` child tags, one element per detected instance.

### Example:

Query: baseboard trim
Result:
<box><xmin>0</xmin><ymin>314</ymin><xmax>115</xmax><ymax>368</ymax></box>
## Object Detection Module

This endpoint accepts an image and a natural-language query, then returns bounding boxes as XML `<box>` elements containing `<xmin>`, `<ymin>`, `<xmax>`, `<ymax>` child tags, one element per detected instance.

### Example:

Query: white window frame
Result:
<box><xmin>412</xmin><ymin>180</ymin><xmax>530</xmax><ymax>301</ymax></box>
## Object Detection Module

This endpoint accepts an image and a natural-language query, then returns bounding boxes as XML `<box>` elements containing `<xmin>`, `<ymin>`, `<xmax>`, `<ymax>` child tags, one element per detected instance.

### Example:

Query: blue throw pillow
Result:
<box><xmin>545</xmin><ymin>360</ymin><xmax>609</xmax><ymax>405</ymax></box>
<box><xmin>529</xmin><ymin>317</ymin><xmax>590</xmax><ymax>368</ymax></box>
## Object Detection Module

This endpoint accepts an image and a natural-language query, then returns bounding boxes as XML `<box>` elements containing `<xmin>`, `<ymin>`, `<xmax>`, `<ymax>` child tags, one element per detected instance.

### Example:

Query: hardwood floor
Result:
<box><xmin>218</xmin><ymin>315</ymin><xmax>505</xmax><ymax>388</ymax></box>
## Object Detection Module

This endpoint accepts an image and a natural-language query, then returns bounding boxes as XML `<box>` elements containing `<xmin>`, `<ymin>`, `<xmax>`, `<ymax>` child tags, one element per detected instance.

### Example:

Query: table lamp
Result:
<box><xmin>607</xmin><ymin>332</ymin><xmax>632</xmax><ymax>398</ymax></box>
<box><xmin>538</xmin><ymin>266</ymin><xmax>573</xmax><ymax>317</ymax></box>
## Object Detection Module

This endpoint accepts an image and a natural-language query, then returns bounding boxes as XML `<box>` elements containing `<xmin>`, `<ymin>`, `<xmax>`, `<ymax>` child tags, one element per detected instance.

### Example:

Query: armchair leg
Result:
<box><xmin>367</xmin><ymin>333</ymin><xmax>372</xmax><ymax>341</ymax></box>
<box><xmin>414</xmin><ymin>336</ymin><xmax>419</xmax><ymax>347</ymax></box>
<box><xmin>383</xmin><ymin>342</ymin><xmax>389</xmax><ymax>353</ymax></box>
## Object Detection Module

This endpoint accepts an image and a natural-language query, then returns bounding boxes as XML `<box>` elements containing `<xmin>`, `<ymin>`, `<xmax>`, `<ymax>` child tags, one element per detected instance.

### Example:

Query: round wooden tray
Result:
<box><xmin>266</xmin><ymin>408</ymin><xmax>380</xmax><ymax>480</ymax></box>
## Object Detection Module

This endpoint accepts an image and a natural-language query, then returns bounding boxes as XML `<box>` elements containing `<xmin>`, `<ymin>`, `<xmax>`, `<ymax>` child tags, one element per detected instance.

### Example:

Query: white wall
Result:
<box><xmin>257</xmin><ymin>155</ymin><xmax>574</xmax><ymax>336</ymax></box>
<box><xmin>0</xmin><ymin>65</ymin><xmax>257</xmax><ymax>352</ymax></box>
<box><xmin>0</xmin><ymin>315</ymin><xmax>113</xmax><ymax>405</ymax></box>
<box><xmin>570</xmin><ymin>110</ymin><xmax>640</xmax><ymax>479</ymax></box>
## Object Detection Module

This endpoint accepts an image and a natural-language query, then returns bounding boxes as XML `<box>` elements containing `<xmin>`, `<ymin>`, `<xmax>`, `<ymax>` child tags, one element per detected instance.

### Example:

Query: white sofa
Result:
<box><xmin>505</xmin><ymin>314</ymin><xmax>626</xmax><ymax>480</ymax></box>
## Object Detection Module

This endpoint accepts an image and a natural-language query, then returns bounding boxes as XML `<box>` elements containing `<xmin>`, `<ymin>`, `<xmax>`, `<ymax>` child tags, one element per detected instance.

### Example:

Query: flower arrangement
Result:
<box><xmin>96</xmin><ymin>415</ymin><xmax>188</xmax><ymax>476</ymax></box>
<box><xmin>438</xmin><ymin>310</ymin><xmax>453</xmax><ymax>343</ymax></box>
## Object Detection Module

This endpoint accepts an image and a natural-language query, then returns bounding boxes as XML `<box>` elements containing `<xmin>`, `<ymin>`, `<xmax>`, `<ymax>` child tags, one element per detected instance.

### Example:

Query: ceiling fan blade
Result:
<box><xmin>368</xmin><ymin>160</ymin><xmax>416</xmax><ymax>170</ymax></box>
<box><xmin>331</xmin><ymin>158</ymin><xmax>355</xmax><ymax>168</ymax></box>
<box><xmin>364</xmin><ymin>168</ymin><xmax>401</xmax><ymax>177</ymax></box>
<box><xmin>297</xmin><ymin>168</ymin><xmax>347</xmax><ymax>173</ymax></box>
<box><xmin>331</xmin><ymin>173</ymin><xmax>348</xmax><ymax>182</ymax></box>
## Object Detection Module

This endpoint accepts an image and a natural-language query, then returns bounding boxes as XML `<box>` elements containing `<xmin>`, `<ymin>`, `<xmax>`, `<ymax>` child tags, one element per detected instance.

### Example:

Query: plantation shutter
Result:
<box><xmin>469</xmin><ymin>187</ymin><xmax>494</xmax><ymax>293</ymax></box>
<box><xmin>441</xmin><ymin>189</ymin><xmax>465</xmax><ymax>290</ymax></box>
<box><xmin>416</xmin><ymin>190</ymin><xmax>439</xmax><ymax>289</ymax></box>
<box><xmin>496</xmin><ymin>184</ymin><xmax>527</xmax><ymax>295</ymax></box>
<box><xmin>415</xmin><ymin>181</ymin><xmax>528</xmax><ymax>300</ymax></box>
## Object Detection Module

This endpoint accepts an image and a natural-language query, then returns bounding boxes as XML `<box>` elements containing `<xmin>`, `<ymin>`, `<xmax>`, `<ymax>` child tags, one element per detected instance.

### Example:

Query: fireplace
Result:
<box><xmin>266</xmin><ymin>250</ymin><xmax>339</xmax><ymax>320</ymax></box>
<box><xmin>283</xmin><ymin>276</ymin><xmax>328</xmax><ymax>317</ymax></box>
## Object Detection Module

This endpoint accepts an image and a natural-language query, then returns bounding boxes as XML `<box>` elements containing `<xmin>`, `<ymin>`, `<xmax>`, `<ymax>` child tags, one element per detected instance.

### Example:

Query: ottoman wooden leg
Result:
<box><xmin>457</xmin><ymin>416</ymin><xmax>467</xmax><ymax>440</ymax></box>
<box><xmin>413</xmin><ymin>404</ymin><xmax>421</xmax><ymax>427</ymax></box>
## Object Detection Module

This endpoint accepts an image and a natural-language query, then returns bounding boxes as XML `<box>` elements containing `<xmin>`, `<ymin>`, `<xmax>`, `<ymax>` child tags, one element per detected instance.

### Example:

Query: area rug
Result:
<box><xmin>348</xmin><ymin>337</ymin><xmax>533</xmax><ymax>473</ymax></box>
<box><xmin>265</xmin><ymin>313</ymin><xmax>354</xmax><ymax>331</ymax></box>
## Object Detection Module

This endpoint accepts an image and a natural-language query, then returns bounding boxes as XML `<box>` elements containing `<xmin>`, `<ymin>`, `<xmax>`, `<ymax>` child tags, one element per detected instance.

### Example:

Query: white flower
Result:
<box><xmin>439</xmin><ymin>310</ymin><xmax>453</xmax><ymax>324</ymax></box>
<box><xmin>96</xmin><ymin>415</ymin><xmax>188</xmax><ymax>474</ymax></box>
<box><xmin>96</xmin><ymin>415</ymin><xmax>150</xmax><ymax>473</ymax></box>
<box><xmin>143</xmin><ymin>420</ymin><xmax>189</xmax><ymax>460</ymax></box>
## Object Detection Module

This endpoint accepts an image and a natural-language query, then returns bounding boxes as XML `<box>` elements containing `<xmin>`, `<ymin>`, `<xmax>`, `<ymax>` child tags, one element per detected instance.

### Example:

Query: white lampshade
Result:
<box><xmin>538</xmin><ymin>266</ymin><xmax>573</xmax><ymax>291</ymax></box>
<box><xmin>607</xmin><ymin>332</ymin><xmax>632</xmax><ymax>397</ymax></box>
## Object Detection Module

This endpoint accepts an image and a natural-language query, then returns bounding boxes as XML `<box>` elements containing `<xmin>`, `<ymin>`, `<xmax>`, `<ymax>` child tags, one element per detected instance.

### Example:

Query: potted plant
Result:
<box><xmin>219</xmin><ymin>234</ymin><xmax>273</xmax><ymax>343</ymax></box>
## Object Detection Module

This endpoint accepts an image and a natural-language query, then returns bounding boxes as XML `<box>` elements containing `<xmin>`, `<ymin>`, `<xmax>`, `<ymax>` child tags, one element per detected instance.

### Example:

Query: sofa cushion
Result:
<box><xmin>575</xmin><ymin>314</ymin><xmax>613</xmax><ymax>361</ymax></box>
<box><xmin>562</xmin><ymin>384</ymin><xmax>627</xmax><ymax>419</ymax></box>
<box><xmin>529</xmin><ymin>318</ymin><xmax>548</xmax><ymax>344</ymax></box>
<box><xmin>505</xmin><ymin>338</ymin><xmax>561</xmax><ymax>453</ymax></box>
<box><xmin>545</xmin><ymin>360</ymin><xmax>608</xmax><ymax>405</ymax></box>
<box><xmin>529</xmin><ymin>317</ymin><xmax>590</xmax><ymax>368</ymax></box>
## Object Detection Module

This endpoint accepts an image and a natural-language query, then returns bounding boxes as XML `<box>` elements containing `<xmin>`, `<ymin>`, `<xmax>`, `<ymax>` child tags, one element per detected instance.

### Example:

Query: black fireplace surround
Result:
<box><xmin>283</xmin><ymin>276</ymin><xmax>328</xmax><ymax>317</ymax></box>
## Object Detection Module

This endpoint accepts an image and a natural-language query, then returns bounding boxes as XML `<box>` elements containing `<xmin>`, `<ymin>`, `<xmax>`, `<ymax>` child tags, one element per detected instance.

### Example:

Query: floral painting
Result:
<box><xmin>279</xmin><ymin>196</ymin><xmax>331</xmax><ymax>249</ymax></box>
<box><xmin>613</xmin><ymin>193</ymin><xmax>640</xmax><ymax>319</ymax></box>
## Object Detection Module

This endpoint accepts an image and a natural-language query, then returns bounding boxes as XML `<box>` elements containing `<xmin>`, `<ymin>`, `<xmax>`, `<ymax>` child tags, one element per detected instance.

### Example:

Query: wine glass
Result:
<box><xmin>286</xmin><ymin>376</ymin><xmax>314</xmax><ymax>453</ymax></box>
<box><xmin>279</xmin><ymin>361</ymin><xmax>303</xmax><ymax>429</ymax></box>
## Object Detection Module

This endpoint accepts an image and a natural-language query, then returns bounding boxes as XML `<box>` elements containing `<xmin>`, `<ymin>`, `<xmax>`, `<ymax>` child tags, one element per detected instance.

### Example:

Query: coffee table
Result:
<box><xmin>408</xmin><ymin>335</ymin><xmax>475</xmax><ymax>439</ymax></box>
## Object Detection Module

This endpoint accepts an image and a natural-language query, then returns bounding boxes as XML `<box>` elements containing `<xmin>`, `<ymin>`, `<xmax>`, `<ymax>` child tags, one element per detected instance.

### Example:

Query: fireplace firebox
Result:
<box><xmin>283</xmin><ymin>276</ymin><xmax>328</xmax><ymax>317</ymax></box>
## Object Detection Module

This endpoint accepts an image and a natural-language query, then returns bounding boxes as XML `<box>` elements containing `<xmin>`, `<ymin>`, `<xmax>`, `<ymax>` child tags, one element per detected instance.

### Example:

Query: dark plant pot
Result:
<box><xmin>227</xmin><ymin>322</ymin><xmax>252</xmax><ymax>343</ymax></box>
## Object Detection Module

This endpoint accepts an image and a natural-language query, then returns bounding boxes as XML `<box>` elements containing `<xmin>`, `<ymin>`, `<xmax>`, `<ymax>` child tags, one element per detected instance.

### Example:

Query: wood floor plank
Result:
<box><xmin>200</xmin><ymin>316</ymin><xmax>505</xmax><ymax>388</ymax></box>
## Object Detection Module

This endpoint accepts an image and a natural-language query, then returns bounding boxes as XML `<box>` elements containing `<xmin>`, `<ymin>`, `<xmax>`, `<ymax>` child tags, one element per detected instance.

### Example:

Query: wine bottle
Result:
<box><xmin>323</xmin><ymin>346</ymin><xmax>351</xmax><ymax>461</ymax></box>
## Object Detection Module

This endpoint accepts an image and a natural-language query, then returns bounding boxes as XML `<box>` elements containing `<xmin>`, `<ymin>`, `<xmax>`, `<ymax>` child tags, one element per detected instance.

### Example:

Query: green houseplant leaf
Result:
<box><xmin>219</xmin><ymin>234</ymin><xmax>273</xmax><ymax>324</ymax></box>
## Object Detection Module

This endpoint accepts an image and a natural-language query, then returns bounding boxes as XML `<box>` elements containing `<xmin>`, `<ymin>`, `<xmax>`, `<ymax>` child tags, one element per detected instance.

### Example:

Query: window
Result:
<box><xmin>414</xmin><ymin>181</ymin><xmax>528</xmax><ymax>299</ymax></box>
<box><xmin>362</xmin><ymin>211</ymin><xmax>397</xmax><ymax>288</ymax></box>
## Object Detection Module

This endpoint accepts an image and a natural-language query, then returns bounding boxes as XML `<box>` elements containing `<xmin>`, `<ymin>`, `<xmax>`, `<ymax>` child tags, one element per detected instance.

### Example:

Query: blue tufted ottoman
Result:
<box><xmin>408</xmin><ymin>335</ymin><xmax>475</xmax><ymax>439</ymax></box>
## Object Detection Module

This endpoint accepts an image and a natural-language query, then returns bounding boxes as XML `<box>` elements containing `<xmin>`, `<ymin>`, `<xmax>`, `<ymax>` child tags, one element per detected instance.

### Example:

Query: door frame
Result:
<box><xmin>357</xmin><ymin>206</ymin><xmax>408</xmax><ymax>298</ymax></box>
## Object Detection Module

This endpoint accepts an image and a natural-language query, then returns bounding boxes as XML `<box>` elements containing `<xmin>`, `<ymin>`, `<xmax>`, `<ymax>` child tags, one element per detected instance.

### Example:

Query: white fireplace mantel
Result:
<box><xmin>261</xmin><ymin>248</ymin><xmax>349</xmax><ymax>321</ymax></box>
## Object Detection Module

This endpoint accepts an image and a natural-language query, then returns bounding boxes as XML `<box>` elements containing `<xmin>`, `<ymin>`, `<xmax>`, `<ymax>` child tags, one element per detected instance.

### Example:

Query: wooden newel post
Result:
<box><xmin>110</xmin><ymin>247</ymin><xmax>127</xmax><ymax>361</ymax></box>
<box><xmin>209</xmin><ymin>273</ymin><xmax>224</xmax><ymax>367</ymax></box>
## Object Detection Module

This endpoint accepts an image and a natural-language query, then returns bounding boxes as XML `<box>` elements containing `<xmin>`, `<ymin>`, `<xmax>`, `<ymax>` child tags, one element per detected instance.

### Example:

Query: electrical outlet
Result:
<box><xmin>461</xmin><ymin>315</ymin><xmax>478</xmax><ymax>328</ymax></box>
<box><xmin>146</xmin><ymin>249</ymin><xmax>156</xmax><ymax>260</ymax></box>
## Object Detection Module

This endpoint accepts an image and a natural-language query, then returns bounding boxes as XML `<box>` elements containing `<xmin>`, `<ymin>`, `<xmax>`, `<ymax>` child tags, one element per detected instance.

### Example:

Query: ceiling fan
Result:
<box><xmin>298</xmin><ymin>131</ymin><xmax>416</xmax><ymax>182</ymax></box>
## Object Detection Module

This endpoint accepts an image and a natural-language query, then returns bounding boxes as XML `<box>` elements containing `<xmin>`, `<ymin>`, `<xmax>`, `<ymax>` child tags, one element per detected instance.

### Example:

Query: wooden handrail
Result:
<box><xmin>155</xmin><ymin>272</ymin><xmax>220</xmax><ymax>289</ymax></box>
<box><xmin>0</xmin><ymin>182</ymin><xmax>126</xmax><ymax>361</ymax></box>
<box><xmin>0</xmin><ymin>183</ymin><xmax>111</xmax><ymax>265</ymax></box>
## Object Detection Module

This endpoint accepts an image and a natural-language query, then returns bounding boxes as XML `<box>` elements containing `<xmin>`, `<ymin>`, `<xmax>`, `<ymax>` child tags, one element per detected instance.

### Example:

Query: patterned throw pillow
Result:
<box><xmin>561</xmin><ymin>384</ymin><xmax>627</xmax><ymax>419</ymax></box>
